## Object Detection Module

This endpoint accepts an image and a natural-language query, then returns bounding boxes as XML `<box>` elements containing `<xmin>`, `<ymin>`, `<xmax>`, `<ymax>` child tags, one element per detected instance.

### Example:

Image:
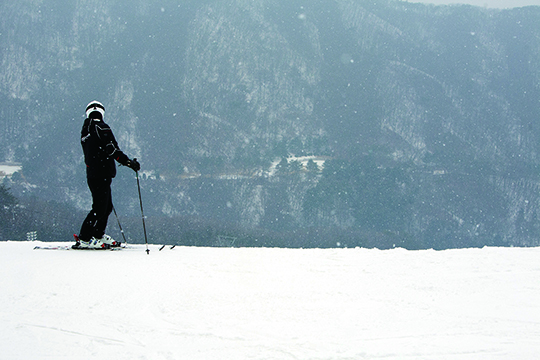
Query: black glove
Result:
<box><xmin>126</xmin><ymin>158</ymin><xmax>140</xmax><ymax>172</ymax></box>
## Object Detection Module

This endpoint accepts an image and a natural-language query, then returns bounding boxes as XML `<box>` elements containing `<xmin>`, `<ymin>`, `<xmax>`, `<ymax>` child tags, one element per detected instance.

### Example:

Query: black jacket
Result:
<box><xmin>81</xmin><ymin>117</ymin><xmax>129</xmax><ymax>178</ymax></box>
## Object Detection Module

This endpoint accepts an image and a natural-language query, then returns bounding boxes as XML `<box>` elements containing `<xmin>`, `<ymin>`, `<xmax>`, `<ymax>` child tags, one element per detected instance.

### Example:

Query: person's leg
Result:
<box><xmin>78</xmin><ymin>177</ymin><xmax>112</xmax><ymax>241</ymax></box>
<box><xmin>94</xmin><ymin>178</ymin><xmax>113</xmax><ymax>239</ymax></box>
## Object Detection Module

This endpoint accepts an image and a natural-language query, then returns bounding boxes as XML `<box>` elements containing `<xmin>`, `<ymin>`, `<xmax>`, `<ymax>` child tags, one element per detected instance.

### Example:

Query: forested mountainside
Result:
<box><xmin>1</xmin><ymin>0</ymin><xmax>540</xmax><ymax>248</ymax></box>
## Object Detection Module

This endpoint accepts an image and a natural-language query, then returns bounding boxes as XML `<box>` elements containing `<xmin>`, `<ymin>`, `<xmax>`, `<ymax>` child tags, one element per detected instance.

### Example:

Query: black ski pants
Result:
<box><xmin>79</xmin><ymin>176</ymin><xmax>113</xmax><ymax>241</ymax></box>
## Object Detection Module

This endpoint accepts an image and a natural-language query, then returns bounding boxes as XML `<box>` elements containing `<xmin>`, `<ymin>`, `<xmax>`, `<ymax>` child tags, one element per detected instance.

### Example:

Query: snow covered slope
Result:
<box><xmin>1</xmin><ymin>241</ymin><xmax>539</xmax><ymax>359</ymax></box>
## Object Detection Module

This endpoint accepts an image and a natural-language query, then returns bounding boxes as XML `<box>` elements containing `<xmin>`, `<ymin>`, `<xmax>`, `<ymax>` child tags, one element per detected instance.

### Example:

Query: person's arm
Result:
<box><xmin>95</xmin><ymin>123</ymin><xmax>140</xmax><ymax>171</ymax></box>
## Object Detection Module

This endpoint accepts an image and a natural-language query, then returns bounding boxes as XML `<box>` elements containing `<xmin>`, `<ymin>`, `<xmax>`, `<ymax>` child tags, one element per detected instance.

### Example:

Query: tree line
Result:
<box><xmin>0</xmin><ymin>184</ymin><xmax>85</xmax><ymax>241</ymax></box>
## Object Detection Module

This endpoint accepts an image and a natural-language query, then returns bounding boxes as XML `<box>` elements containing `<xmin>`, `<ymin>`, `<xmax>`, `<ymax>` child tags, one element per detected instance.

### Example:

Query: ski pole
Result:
<box><xmin>136</xmin><ymin>171</ymin><xmax>150</xmax><ymax>254</ymax></box>
<box><xmin>112</xmin><ymin>205</ymin><xmax>128</xmax><ymax>245</ymax></box>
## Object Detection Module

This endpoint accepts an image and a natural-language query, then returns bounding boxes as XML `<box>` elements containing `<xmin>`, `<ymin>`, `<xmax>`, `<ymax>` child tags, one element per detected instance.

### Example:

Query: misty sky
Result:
<box><xmin>407</xmin><ymin>0</ymin><xmax>540</xmax><ymax>8</ymax></box>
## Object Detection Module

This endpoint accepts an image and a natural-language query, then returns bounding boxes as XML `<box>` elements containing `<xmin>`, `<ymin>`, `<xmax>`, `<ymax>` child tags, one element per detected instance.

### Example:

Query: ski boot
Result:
<box><xmin>72</xmin><ymin>234</ymin><xmax>109</xmax><ymax>250</ymax></box>
<box><xmin>97</xmin><ymin>234</ymin><xmax>121</xmax><ymax>248</ymax></box>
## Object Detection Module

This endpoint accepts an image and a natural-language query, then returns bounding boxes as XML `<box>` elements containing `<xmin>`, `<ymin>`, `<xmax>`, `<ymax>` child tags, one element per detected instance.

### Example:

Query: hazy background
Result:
<box><xmin>408</xmin><ymin>0</ymin><xmax>540</xmax><ymax>8</ymax></box>
<box><xmin>2</xmin><ymin>0</ymin><xmax>540</xmax><ymax>249</ymax></box>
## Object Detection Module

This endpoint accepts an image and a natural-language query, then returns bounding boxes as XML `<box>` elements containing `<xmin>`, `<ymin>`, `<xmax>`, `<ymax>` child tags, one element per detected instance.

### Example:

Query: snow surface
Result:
<box><xmin>0</xmin><ymin>163</ymin><xmax>22</xmax><ymax>179</ymax></box>
<box><xmin>1</xmin><ymin>241</ymin><xmax>539</xmax><ymax>360</ymax></box>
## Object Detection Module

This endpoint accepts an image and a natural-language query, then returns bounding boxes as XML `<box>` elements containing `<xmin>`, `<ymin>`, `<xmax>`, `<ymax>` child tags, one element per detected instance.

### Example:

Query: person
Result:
<box><xmin>74</xmin><ymin>101</ymin><xmax>140</xmax><ymax>249</ymax></box>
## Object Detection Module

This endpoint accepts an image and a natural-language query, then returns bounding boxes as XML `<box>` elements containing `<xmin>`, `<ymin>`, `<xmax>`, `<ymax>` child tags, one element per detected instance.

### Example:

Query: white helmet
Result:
<box><xmin>85</xmin><ymin>100</ymin><xmax>105</xmax><ymax>118</ymax></box>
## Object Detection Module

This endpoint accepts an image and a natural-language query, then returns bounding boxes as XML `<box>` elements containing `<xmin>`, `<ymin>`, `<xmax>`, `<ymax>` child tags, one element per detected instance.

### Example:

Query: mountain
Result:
<box><xmin>1</xmin><ymin>0</ymin><xmax>540</xmax><ymax>248</ymax></box>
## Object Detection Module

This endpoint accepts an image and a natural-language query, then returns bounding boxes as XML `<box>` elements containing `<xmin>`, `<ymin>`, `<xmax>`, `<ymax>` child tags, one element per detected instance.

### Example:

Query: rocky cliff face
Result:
<box><xmin>1</xmin><ymin>0</ymin><xmax>540</xmax><ymax>247</ymax></box>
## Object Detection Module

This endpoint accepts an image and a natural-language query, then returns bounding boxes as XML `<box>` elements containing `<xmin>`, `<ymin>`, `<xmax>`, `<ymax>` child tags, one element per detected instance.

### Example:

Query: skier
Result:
<box><xmin>74</xmin><ymin>101</ymin><xmax>140</xmax><ymax>249</ymax></box>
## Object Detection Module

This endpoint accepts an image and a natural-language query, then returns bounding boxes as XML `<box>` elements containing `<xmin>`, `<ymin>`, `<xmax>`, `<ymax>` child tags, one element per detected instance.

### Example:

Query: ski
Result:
<box><xmin>33</xmin><ymin>245</ymin><xmax>73</xmax><ymax>251</ymax></box>
<box><xmin>33</xmin><ymin>243</ymin><xmax>176</xmax><ymax>251</ymax></box>
<box><xmin>33</xmin><ymin>245</ymin><xmax>126</xmax><ymax>251</ymax></box>
<box><xmin>32</xmin><ymin>235</ymin><xmax>178</xmax><ymax>251</ymax></box>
